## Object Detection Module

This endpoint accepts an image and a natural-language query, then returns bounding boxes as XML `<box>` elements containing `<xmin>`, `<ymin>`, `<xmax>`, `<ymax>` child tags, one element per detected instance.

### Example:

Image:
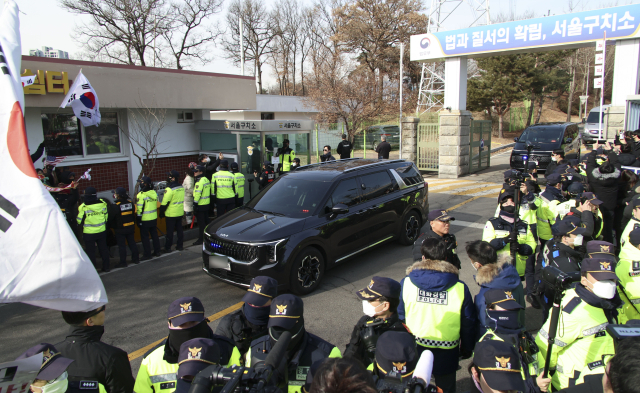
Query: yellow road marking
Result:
<box><xmin>128</xmin><ymin>301</ymin><xmax>244</xmax><ymax>361</ymax></box>
<box><xmin>452</xmin><ymin>185</ymin><xmax>503</xmax><ymax>196</ymax></box>
<box><xmin>445</xmin><ymin>196</ymin><xmax>483</xmax><ymax>212</ymax></box>
<box><xmin>428</xmin><ymin>182</ymin><xmax>476</xmax><ymax>193</ymax></box>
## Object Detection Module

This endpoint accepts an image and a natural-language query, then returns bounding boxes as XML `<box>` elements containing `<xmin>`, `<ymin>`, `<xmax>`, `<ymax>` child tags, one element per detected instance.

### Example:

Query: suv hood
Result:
<box><xmin>206</xmin><ymin>207</ymin><xmax>305</xmax><ymax>242</ymax></box>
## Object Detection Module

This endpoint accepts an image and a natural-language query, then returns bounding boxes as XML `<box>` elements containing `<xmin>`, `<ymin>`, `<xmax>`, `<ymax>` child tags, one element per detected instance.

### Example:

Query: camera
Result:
<box><xmin>375</xmin><ymin>373</ymin><xmax>436</xmax><ymax>393</ymax></box>
<box><xmin>361</xmin><ymin>319</ymin><xmax>386</xmax><ymax>356</ymax></box>
<box><xmin>606</xmin><ymin>321</ymin><xmax>640</xmax><ymax>353</ymax></box>
<box><xmin>542</xmin><ymin>266</ymin><xmax>581</xmax><ymax>294</ymax></box>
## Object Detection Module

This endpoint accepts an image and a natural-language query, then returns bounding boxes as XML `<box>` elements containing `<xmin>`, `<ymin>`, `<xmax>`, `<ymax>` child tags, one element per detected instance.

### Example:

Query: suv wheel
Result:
<box><xmin>399</xmin><ymin>211</ymin><xmax>421</xmax><ymax>245</ymax></box>
<box><xmin>290</xmin><ymin>247</ymin><xmax>325</xmax><ymax>295</ymax></box>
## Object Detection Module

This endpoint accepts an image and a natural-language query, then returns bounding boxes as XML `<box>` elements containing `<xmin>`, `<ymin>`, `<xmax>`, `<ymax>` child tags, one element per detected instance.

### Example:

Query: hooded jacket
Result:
<box><xmin>473</xmin><ymin>254</ymin><xmax>526</xmax><ymax>339</ymax></box>
<box><xmin>586</xmin><ymin>151</ymin><xmax>621</xmax><ymax>211</ymax></box>
<box><xmin>398</xmin><ymin>259</ymin><xmax>477</xmax><ymax>376</ymax></box>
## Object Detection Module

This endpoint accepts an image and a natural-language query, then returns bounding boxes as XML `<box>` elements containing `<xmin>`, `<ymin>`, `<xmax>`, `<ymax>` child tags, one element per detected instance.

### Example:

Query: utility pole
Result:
<box><xmin>399</xmin><ymin>43</ymin><xmax>404</xmax><ymax>159</ymax></box>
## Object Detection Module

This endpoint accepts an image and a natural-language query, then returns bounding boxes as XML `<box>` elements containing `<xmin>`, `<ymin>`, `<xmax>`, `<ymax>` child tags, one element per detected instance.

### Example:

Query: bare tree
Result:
<box><xmin>119</xmin><ymin>101</ymin><xmax>168</xmax><ymax>193</ymax></box>
<box><xmin>222</xmin><ymin>0</ymin><xmax>278</xmax><ymax>93</ymax></box>
<box><xmin>162</xmin><ymin>0</ymin><xmax>223</xmax><ymax>70</ymax></box>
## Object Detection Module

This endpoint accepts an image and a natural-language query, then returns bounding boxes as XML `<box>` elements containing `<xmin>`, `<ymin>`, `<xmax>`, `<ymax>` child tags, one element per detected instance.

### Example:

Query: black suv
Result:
<box><xmin>510</xmin><ymin>122</ymin><xmax>581</xmax><ymax>172</ymax></box>
<box><xmin>201</xmin><ymin>159</ymin><xmax>428</xmax><ymax>295</ymax></box>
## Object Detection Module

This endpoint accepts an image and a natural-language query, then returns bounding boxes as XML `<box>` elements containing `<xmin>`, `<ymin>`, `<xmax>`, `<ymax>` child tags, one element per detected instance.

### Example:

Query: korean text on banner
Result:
<box><xmin>0</xmin><ymin>354</ymin><xmax>43</xmax><ymax>393</ymax></box>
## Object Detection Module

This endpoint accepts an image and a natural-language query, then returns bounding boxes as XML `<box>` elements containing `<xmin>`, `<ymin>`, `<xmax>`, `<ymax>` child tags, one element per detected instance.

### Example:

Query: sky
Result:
<box><xmin>16</xmin><ymin>0</ymin><xmax>640</xmax><ymax>89</ymax></box>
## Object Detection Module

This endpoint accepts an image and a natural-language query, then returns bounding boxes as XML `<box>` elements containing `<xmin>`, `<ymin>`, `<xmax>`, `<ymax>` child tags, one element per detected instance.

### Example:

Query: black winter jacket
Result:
<box><xmin>214</xmin><ymin>308</ymin><xmax>268</xmax><ymax>356</ymax></box>
<box><xmin>618</xmin><ymin>153</ymin><xmax>640</xmax><ymax>167</ymax></box>
<box><xmin>336</xmin><ymin>140</ymin><xmax>353</xmax><ymax>159</ymax></box>
<box><xmin>412</xmin><ymin>226</ymin><xmax>461</xmax><ymax>269</ymax></box>
<box><xmin>343</xmin><ymin>313</ymin><xmax>410</xmax><ymax>365</ymax></box>
<box><xmin>586</xmin><ymin>151</ymin><xmax>621</xmax><ymax>211</ymax></box>
<box><xmin>55</xmin><ymin>326</ymin><xmax>134</xmax><ymax>393</ymax></box>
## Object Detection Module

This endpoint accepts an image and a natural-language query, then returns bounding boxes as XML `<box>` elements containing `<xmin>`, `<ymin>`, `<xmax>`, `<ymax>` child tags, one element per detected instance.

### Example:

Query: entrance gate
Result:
<box><xmin>417</xmin><ymin>123</ymin><xmax>439</xmax><ymax>171</ymax></box>
<box><xmin>469</xmin><ymin>120</ymin><xmax>492</xmax><ymax>173</ymax></box>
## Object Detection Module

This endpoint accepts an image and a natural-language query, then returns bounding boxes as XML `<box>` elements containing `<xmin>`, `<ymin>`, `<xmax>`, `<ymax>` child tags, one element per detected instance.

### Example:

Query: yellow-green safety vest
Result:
<box><xmin>617</xmin><ymin>245</ymin><xmax>640</xmax><ymax>324</ymax></box>
<box><xmin>535</xmin><ymin>288</ymin><xmax>615</xmax><ymax>390</ymax></box>
<box><xmin>402</xmin><ymin>279</ymin><xmax>464</xmax><ymax>349</ymax></box>
<box><xmin>136</xmin><ymin>190</ymin><xmax>158</xmax><ymax>222</ymax></box>
<box><xmin>76</xmin><ymin>200</ymin><xmax>108</xmax><ymax>234</ymax></box>
<box><xmin>161</xmin><ymin>186</ymin><xmax>185</xmax><ymax>217</ymax></box>
<box><xmin>193</xmin><ymin>177</ymin><xmax>211</xmax><ymax>206</ymax></box>
<box><xmin>213</xmin><ymin>170</ymin><xmax>235</xmax><ymax>199</ymax></box>
<box><xmin>537</xmin><ymin>197</ymin><xmax>562</xmax><ymax>241</ymax></box>
<box><xmin>281</xmin><ymin>150</ymin><xmax>296</xmax><ymax>172</ymax></box>
<box><xmin>573</xmin><ymin>354</ymin><xmax>613</xmax><ymax>386</ymax></box>
<box><xmin>233</xmin><ymin>172</ymin><xmax>245</xmax><ymax>199</ymax></box>
<box><xmin>482</xmin><ymin>219</ymin><xmax>536</xmax><ymax>276</ymax></box>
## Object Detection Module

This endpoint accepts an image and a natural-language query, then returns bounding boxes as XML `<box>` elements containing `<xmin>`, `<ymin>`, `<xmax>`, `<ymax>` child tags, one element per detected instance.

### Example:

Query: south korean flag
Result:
<box><xmin>60</xmin><ymin>70</ymin><xmax>101</xmax><ymax>127</ymax></box>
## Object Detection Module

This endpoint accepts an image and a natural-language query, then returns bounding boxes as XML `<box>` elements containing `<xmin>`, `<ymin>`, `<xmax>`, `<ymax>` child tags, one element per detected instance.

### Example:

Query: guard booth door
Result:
<box><xmin>469</xmin><ymin>120</ymin><xmax>492</xmax><ymax>174</ymax></box>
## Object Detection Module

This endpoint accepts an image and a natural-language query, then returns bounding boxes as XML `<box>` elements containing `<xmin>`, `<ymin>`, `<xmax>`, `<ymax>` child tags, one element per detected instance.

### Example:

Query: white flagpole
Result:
<box><xmin>599</xmin><ymin>31</ymin><xmax>606</xmax><ymax>141</ymax></box>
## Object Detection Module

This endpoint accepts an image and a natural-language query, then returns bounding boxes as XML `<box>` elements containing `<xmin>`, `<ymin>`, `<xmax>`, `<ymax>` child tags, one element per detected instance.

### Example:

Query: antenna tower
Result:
<box><xmin>416</xmin><ymin>0</ymin><xmax>491</xmax><ymax>114</ymax></box>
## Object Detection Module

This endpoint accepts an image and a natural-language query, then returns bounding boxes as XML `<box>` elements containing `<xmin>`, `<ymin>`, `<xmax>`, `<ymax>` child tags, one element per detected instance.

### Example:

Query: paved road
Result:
<box><xmin>0</xmin><ymin>150</ymin><xmax>546</xmax><ymax>392</ymax></box>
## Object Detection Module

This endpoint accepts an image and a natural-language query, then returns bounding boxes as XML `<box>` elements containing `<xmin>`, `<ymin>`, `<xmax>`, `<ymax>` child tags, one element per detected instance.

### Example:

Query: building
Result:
<box><xmin>210</xmin><ymin>94</ymin><xmax>318</xmax><ymax>121</ymax></box>
<box><xmin>22</xmin><ymin>55</ymin><xmax>255</xmax><ymax>196</ymax></box>
<box><xmin>29</xmin><ymin>46</ymin><xmax>70</xmax><ymax>59</ymax></box>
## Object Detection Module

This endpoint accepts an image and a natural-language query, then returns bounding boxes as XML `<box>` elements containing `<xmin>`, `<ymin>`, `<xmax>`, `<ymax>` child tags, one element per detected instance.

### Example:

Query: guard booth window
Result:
<box><xmin>41</xmin><ymin>113</ymin><xmax>82</xmax><ymax>156</ymax></box>
<box><xmin>325</xmin><ymin>178</ymin><xmax>360</xmax><ymax>213</ymax></box>
<box><xmin>359</xmin><ymin>171</ymin><xmax>394</xmax><ymax>202</ymax></box>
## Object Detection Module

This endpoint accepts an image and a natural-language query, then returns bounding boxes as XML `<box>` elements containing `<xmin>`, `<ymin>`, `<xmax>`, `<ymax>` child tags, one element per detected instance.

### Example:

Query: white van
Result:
<box><xmin>581</xmin><ymin>105</ymin><xmax>610</xmax><ymax>143</ymax></box>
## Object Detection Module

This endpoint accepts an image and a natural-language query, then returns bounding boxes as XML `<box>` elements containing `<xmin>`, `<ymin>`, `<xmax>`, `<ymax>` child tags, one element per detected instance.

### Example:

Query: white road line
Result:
<box><xmin>438</xmin><ymin>182</ymin><xmax>502</xmax><ymax>194</ymax></box>
<box><xmin>428</xmin><ymin>181</ymin><xmax>476</xmax><ymax>191</ymax></box>
<box><xmin>465</xmin><ymin>186</ymin><xmax>504</xmax><ymax>197</ymax></box>
<box><xmin>451</xmin><ymin>220</ymin><xmax>486</xmax><ymax>229</ymax></box>
<box><xmin>424</xmin><ymin>179</ymin><xmax>466</xmax><ymax>187</ymax></box>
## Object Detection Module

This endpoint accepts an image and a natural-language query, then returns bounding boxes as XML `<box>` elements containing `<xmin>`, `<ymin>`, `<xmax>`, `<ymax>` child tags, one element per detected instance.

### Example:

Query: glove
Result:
<box><xmin>517</xmin><ymin>243</ymin><xmax>533</xmax><ymax>256</ymax></box>
<box><xmin>489</xmin><ymin>238</ymin><xmax>507</xmax><ymax>250</ymax></box>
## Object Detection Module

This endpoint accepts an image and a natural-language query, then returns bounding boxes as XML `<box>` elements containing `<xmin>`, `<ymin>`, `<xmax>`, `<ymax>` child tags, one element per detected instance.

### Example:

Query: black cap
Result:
<box><xmin>586</xmin><ymin>241</ymin><xmax>617</xmax><ymax>262</ymax></box>
<box><xmin>484</xmin><ymin>289</ymin><xmax>524</xmax><ymax>310</ymax></box>
<box><xmin>268</xmin><ymin>294</ymin><xmax>303</xmax><ymax>330</ymax></box>
<box><xmin>356</xmin><ymin>277</ymin><xmax>401</xmax><ymax>301</ymax></box>
<box><xmin>498</xmin><ymin>190</ymin><xmax>514</xmax><ymax>204</ymax></box>
<box><xmin>375</xmin><ymin>331</ymin><xmax>418</xmax><ymax>380</ymax></box>
<box><xmin>581</xmin><ymin>258</ymin><xmax>617</xmax><ymax>280</ymax></box>
<box><xmin>168</xmin><ymin>170</ymin><xmax>180</xmax><ymax>179</ymax></box>
<box><xmin>168</xmin><ymin>297</ymin><xmax>205</xmax><ymax>327</ymax></box>
<box><xmin>293</xmin><ymin>158</ymin><xmax>301</xmax><ymax>163</ymax></box>
<box><xmin>115</xmin><ymin>187</ymin><xmax>127</xmax><ymax>197</ymax></box>
<box><xmin>473</xmin><ymin>341</ymin><xmax>524</xmax><ymax>392</ymax></box>
<box><xmin>428</xmin><ymin>209</ymin><xmax>455</xmax><ymax>222</ymax></box>
<box><xmin>554</xmin><ymin>219</ymin><xmax>586</xmax><ymax>237</ymax></box>
<box><xmin>283</xmin><ymin>139</ymin><xmax>290</xmax><ymax>144</ymax></box>
<box><xmin>177</xmin><ymin>338</ymin><xmax>221</xmax><ymax>379</ymax></box>
<box><xmin>264</xmin><ymin>161</ymin><xmax>271</xmax><ymax>166</ymax></box>
<box><xmin>84</xmin><ymin>186</ymin><xmax>97</xmax><ymax>195</ymax></box>
<box><xmin>242</xmin><ymin>276</ymin><xmax>278</xmax><ymax>306</ymax></box>
<box><xmin>632</xmin><ymin>198</ymin><xmax>640</xmax><ymax>209</ymax></box>
<box><xmin>220</xmin><ymin>160</ymin><xmax>229</xmax><ymax>168</ymax></box>
<box><xmin>16</xmin><ymin>344</ymin><xmax>74</xmax><ymax>381</ymax></box>
<box><xmin>546</xmin><ymin>173</ymin><xmax>561</xmax><ymax>186</ymax></box>
<box><xmin>630</xmin><ymin>228</ymin><xmax>640</xmax><ymax>247</ymax></box>
<box><xmin>582</xmin><ymin>192</ymin><xmax>603</xmax><ymax>205</ymax></box>
<box><xmin>195</xmin><ymin>165</ymin><xmax>205</xmax><ymax>173</ymax></box>
<box><xmin>567</xmin><ymin>182</ymin><xmax>584</xmax><ymax>195</ymax></box>
<box><xmin>527</xmin><ymin>161</ymin><xmax>536</xmax><ymax>170</ymax></box>
<box><xmin>503</xmin><ymin>169</ymin><xmax>517</xmax><ymax>180</ymax></box>
<box><xmin>230</xmin><ymin>162</ymin><xmax>239</xmax><ymax>170</ymax></box>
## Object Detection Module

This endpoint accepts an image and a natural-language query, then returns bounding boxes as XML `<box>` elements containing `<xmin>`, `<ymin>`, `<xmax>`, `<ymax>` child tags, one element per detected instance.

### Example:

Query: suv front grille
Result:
<box><xmin>205</xmin><ymin>235</ymin><xmax>259</xmax><ymax>262</ymax></box>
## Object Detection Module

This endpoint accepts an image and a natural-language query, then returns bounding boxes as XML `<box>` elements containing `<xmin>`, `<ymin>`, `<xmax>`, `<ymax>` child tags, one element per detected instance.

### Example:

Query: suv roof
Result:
<box><xmin>526</xmin><ymin>122</ymin><xmax>575</xmax><ymax>128</ymax></box>
<box><xmin>290</xmin><ymin>158</ymin><xmax>407</xmax><ymax>181</ymax></box>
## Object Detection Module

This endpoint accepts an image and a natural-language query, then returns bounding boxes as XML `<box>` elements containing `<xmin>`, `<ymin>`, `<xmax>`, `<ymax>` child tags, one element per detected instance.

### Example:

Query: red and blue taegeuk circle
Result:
<box><xmin>420</xmin><ymin>37</ymin><xmax>430</xmax><ymax>49</ymax></box>
<box><xmin>79</xmin><ymin>92</ymin><xmax>96</xmax><ymax>109</ymax></box>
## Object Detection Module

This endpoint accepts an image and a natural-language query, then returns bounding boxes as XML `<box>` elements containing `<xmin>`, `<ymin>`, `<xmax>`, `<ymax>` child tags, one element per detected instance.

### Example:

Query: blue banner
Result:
<box><xmin>411</xmin><ymin>4</ymin><xmax>640</xmax><ymax>61</ymax></box>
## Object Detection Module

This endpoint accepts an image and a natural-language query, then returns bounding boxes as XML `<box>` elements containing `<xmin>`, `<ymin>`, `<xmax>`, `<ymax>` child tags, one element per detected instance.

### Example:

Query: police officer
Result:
<box><xmin>255</xmin><ymin>161</ymin><xmax>275</xmax><ymax>190</ymax></box>
<box><xmin>555</xmin><ymin>182</ymin><xmax>585</xmax><ymax>220</ymax></box>
<box><xmin>174</xmin><ymin>338</ymin><xmax>221</xmax><ymax>393</ymax></box>
<box><xmin>77</xmin><ymin>187</ymin><xmax>111</xmax><ymax>272</ymax></box>
<box><xmin>134</xmin><ymin>297</ymin><xmax>241</xmax><ymax>393</ymax></box>
<box><xmin>617</xmin><ymin>227</ymin><xmax>640</xmax><ymax>323</ymax></box>
<box><xmin>230</xmin><ymin>162</ymin><xmax>246</xmax><ymax>208</ymax></box>
<box><xmin>276</xmin><ymin>139</ymin><xmax>295</xmax><ymax>173</ymax></box>
<box><xmin>160</xmin><ymin>170</ymin><xmax>185</xmax><ymax>253</ymax></box>
<box><xmin>537</xmin><ymin>173</ymin><xmax>566</xmax><ymax>249</ymax></box>
<box><xmin>336</xmin><ymin>134</ymin><xmax>353</xmax><ymax>160</ymax></box>
<box><xmin>213</xmin><ymin>160</ymin><xmax>236</xmax><ymax>215</ymax></box>
<box><xmin>344</xmin><ymin>276</ymin><xmax>410</xmax><ymax>365</ymax></box>
<box><xmin>108</xmin><ymin>187</ymin><xmax>139</xmax><ymax>267</ymax></box>
<box><xmin>192</xmin><ymin>165</ymin><xmax>211</xmax><ymax>246</ymax></box>
<box><xmin>560</xmin><ymin>192</ymin><xmax>603</xmax><ymax>247</ymax></box>
<box><xmin>620</xmin><ymin>198</ymin><xmax>640</xmax><ymax>253</ymax></box>
<box><xmin>244</xmin><ymin>294</ymin><xmax>342</xmax><ymax>393</ymax></box>
<box><xmin>535</xmin><ymin>258</ymin><xmax>623</xmax><ymax>391</ymax></box>
<box><xmin>291</xmin><ymin>158</ymin><xmax>301</xmax><ymax>171</ymax></box>
<box><xmin>136</xmin><ymin>176</ymin><xmax>161</xmax><ymax>260</ymax></box>
<box><xmin>371</xmin><ymin>331</ymin><xmax>418</xmax><ymax>384</ymax></box>
<box><xmin>57</xmin><ymin>306</ymin><xmax>135</xmax><ymax>393</ymax></box>
<box><xmin>483</xmin><ymin>191</ymin><xmax>536</xmax><ymax>279</ymax></box>
<box><xmin>412</xmin><ymin>209</ymin><xmax>461</xmax><ymax>268</ymax></box>
<box><xmin>398</xmin><ymin>237</ymin><xmax>477</xmax><ymax>393</ymax></box>
<box><xmin>16</xmin><ymin>343</ymin><xmax>74</xmax><ymax>393</ymax></box>
<box><xmin>215</xmin><ymin>276</ymin><xmax>278</xmax><ymax>356</ymax></box>
<box><xmin>469</xmin><ymin>341</ymin><xmax>525</xmax><ymax>393</ymax></box>
<box><xmin>54</xmin><ymin>171</ymin><xmax>80</xmax><ymax>238</ymax></box>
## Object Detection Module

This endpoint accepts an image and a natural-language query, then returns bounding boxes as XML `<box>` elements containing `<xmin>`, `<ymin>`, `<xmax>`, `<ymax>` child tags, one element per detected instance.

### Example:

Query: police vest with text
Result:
<box><xmin>214</xmin><ymin>171</ymin><xmax>236</xmax><ymax>199</ymax></box>
<box><xmin>136</xmin><ymin>190</ymin><xmax>158</xmax><ymax>222</ymax></box>
<box><xmin>402</xmin><ymin>280</ymin><xmax>464</xmax><ymax>349</ymax></box>
<box><xmin>77</xmin><ymin>201</ymin><xmax>108</xmax><ymax>234</ymax></box>
<box><xmin>193</xmin><ymin>177</ymin><xmax>211</xmax><ymax>207</ymax></box>
<box><xmin>114</xmin><ymin>199</ymin><xmax>136</xmax><ymax>234</ymax></box>
<box><xmin>162</xmin><ymin>185</ymin><xmax>185</xmax><ymax>217</ymax></box>
<box><xmin>233</xmin><ymin>172</ymin><xmax>245</xmax><ymax>199</ymax></box>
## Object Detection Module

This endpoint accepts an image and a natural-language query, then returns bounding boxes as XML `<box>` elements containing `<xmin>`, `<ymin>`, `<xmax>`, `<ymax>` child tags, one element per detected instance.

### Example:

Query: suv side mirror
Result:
<box><xmin>332</xmin><ymin>204</ymin><xmax>349</xmax><ymax>215</ymax></box>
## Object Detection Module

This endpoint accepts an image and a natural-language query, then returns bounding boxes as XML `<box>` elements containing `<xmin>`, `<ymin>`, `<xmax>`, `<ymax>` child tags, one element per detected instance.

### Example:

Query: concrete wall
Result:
<box><xmin>209</xmin><ymin>110</ymin><xmax>315</xmax><ymax>121</ymax></box>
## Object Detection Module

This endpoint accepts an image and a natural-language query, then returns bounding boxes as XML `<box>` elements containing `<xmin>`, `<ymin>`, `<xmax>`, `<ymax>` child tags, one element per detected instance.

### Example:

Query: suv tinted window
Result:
<box><xmin>359</xmin><ymin>171</ymin><xmax>394</xmax><ymax>202</ymax></box>
<box><xmin>247</xmin><ymin>178</ymin><xmax>327</xmax><ymax>217</ymax></box>
<box><xmin>325</xmin><ymin>178</ymin><xmax>360</xmax><ymax>212</ymax></box>
<box><xmin>518</xmin><ymin>127</ymin><xmax>563</xmax><ymax>143</ymax></box>
<box><xmin>565</xmin><ymin>125</ymin><xmax>578</xmax><ymax>139</ymax></box>
<box><xmin>394</xmin><ymin>164</ymin><xmax>423</xmax><ymax>186</ymax></box>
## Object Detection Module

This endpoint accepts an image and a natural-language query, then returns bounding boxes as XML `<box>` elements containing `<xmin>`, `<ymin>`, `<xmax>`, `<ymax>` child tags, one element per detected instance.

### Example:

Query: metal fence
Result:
<box><xmin>417</xmin><ymin>123</ymin><xmax>439</xmax><ymax>171</ymax></box>
<box><xmin>311</xmin><ymin>122</ymin><xmax>400</xmax><ymax>163</ymax></box>
<box><xmin>469</xmin><ymin>120</ymin><xmax>492</xmax><ymax>173</ymax></box>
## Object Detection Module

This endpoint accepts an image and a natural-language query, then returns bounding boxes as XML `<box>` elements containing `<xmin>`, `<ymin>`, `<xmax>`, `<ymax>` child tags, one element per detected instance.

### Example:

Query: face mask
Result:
<box><xmin>573</xmin><ymin>234</ymin><xmax>583</xmax><ymax>246</ymax></box>
<box><xmin>269</xmin><ymin>323</ymin><xmax>305</xmax><ymax>351</ymax></box>
<box><xmin>551</xmin><ymin>157</ymin><xmax>558</xmax><ymax>162</ymax></box>
<box><xmin>243</xmin><ymin>303</ymin><xmax>270</xmax><ymax>326</ymax></box>
<box><xmin>596</xmin><ymin>159</ymin><xmax>605</xmax><ymax>165</ymax></box>
<box><xmin>36</xmin><ymin>373</ymin><xmax>68</xmax><ymax>393</ymax></box>
<box><xmin>486</xmin><ymin>309</ymin><xmax>521</xmax><ymax>331</ymax></box>
<box><xmin>501</xmin><ymin>205</ymin><xmax>516</xmax><ymax>214</ymax></box>
<box><xmin>588</xmin><ymin>279</ymin><xmax>617</xmax><ymax>299</ymax></box>
<box><xmin>291</xmin><ymin>163</ymin><xmax>297</xmax><ymax>167</ymax></box>
<box><xmin>165</xmin><ymin>320</ymin><xmax>210</xmax><ymax>362</ymax></box>
<box><xmin>362</xmin><ymin>300</ymin><xmax>384</xmax><ymax>317</ymax></box>
<box><xmin>204</xmin><ymin>157</ymin><xmax>211</xmax><ymax>163</ymax></box>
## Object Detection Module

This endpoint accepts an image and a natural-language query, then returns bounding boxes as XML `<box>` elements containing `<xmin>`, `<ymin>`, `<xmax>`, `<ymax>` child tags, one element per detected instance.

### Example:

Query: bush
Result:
<box><xmin>556</xmin><ymin>95</ymin><xmax>580</xmax><ymax>116</ymax></box>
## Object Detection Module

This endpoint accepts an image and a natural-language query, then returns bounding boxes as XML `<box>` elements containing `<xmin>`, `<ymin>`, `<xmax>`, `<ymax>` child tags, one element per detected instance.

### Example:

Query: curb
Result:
<box><xmin>107</xmin><ymin>227</ymin><xmax>200</xmax><ymax>257</ymax></box>
<box><xmin>490</xmin><ymin>142</ymin><xmax>515</xmax><ymax>154</ymax></box>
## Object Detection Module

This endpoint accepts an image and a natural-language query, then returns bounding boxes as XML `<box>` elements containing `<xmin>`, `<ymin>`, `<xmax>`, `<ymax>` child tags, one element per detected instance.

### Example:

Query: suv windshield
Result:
<box><xmin>518</xmin><ymin>127</ymin><xmax>563</xmax><ymax>144</ymax></box>
<box><xmin>586</xmin><ymin>111</ymin><xmax>605</xmax><ymax>124</ymax></box>
<box><xmin>246</xmin><ymin>177</ymin><xmax>328</xmax><ymax>218</ymax></box>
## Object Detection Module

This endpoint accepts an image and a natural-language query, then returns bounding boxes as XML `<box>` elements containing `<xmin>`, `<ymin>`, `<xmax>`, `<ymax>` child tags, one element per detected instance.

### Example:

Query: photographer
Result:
<box><xmin>412</xmin><ymin>209</ymin><xmax>461</xmax><ymax>268</ymax></box>
<box><xmin>555</xmin><ymin>183</ymin><xmax>584</xmax><ymax>220</ymax></box>
<box><xmin>537</xmin><ymin>174</ymin><xmax>566</xmax><ymax>250</ymax></box>
<box><xmin>545</xmin><ymin>150</ymin><xmax>566</xmax><ymax>178</ymax></box>
<box><xmin>558</xmin><ymin>192</ymin><xmax>603</xmax><ymax>249</ymax></box>
<box><xmin>535</xmin><ymin>258</ymin><xmax>622</xmax><ymax>391</ymax></box>
<box><xmin>617</xmin><ymin>227</ymin><xmax>640</xmax><ymax>323</ymax></box>
<box><xmin>468</xmin><ymin>341</ymin><xmax>525</xmax><ymax>393</ymax></box>
<box><xmin>483</xmin><ymin>191</ymin><xmax>536</xmax><ymax>279</ymax></box>
<box><xmin>344</xmin><ymin>276</ymin><xmax>410</xmax><ymax>365</ymax></box>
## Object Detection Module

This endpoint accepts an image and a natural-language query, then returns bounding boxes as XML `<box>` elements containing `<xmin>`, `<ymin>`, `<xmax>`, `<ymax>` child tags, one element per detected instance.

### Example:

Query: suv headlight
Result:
<box><xmin>265</xmin><ymin>238</ymin><xmax>288</xmax><ymax>264</ymax></box>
